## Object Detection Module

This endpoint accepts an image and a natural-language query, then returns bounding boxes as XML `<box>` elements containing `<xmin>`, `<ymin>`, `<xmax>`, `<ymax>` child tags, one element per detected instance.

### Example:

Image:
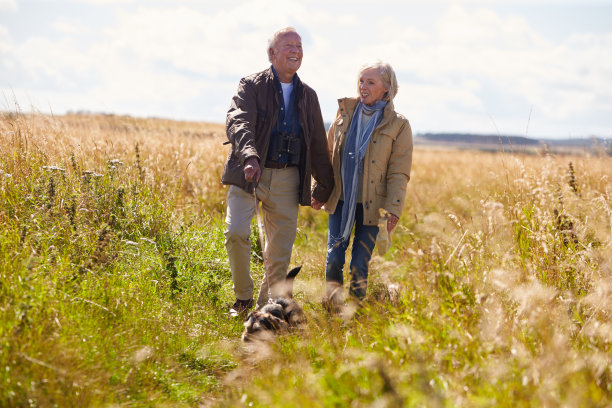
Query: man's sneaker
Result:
<box><xmin>228</xmin><ymin>298</ymin><xmax>254</xmax><ymax>318</ymax></box>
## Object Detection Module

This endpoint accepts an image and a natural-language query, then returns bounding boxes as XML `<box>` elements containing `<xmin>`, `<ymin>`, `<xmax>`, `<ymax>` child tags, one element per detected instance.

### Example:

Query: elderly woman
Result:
<box><xmin>312</xmin><ymin>61</ymin><xmax>413</xmax><ymax>308</ymax></box>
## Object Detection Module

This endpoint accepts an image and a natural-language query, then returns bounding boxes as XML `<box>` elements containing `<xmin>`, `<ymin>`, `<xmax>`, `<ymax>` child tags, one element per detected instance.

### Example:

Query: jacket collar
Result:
<box><xmin>268</xmin><ymin>65</ymin><xmax>302</xmax><ymax>89</ymax></box>
<box><xmin>337</xmin><ymin>97</ymin><xmax>395</xmax><ymax>129</ymax></box>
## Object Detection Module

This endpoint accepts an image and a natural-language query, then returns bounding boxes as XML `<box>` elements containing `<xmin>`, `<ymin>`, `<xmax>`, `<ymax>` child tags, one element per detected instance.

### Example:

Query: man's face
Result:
<box><xmin>270</xmin><ymin>32</ymin><xmax>303</xmax><ymax>81</ymax></box>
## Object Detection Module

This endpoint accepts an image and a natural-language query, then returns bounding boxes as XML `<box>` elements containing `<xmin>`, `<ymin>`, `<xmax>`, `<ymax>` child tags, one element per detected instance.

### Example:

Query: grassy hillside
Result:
<box><xmin>1</xmin><ymin>111</ymin><xmax>611</xmax><ymax>407</ymax></box>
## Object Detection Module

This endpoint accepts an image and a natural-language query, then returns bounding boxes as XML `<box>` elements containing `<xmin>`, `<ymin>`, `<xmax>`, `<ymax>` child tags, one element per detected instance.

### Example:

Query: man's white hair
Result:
<box><xmin>267</xmin><ymin>27</ymin><xmax>300</xmax><ymax>63</ymax></box>
<box><xmin>357</xmin><ymin>61</ymin><xmax>399</xmax><ymax>101</ymax></box>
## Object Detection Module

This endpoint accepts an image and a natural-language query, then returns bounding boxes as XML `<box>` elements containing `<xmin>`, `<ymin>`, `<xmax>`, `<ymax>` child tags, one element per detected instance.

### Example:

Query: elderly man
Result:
<box><xmin>222</xmin><ymin>27</ymin><xmax>334</xmax><ymax>316</ymax></box>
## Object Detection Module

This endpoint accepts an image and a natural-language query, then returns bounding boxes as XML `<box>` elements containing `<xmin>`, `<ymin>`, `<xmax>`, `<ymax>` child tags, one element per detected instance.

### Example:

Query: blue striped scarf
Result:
<box><xmin>332</xmin><ymin>99</ymin><xmax>387</xmax><ymax>248</ymax></box>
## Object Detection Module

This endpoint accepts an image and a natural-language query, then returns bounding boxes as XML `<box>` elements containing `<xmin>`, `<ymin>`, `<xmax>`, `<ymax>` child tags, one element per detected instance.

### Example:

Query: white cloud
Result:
<box><xmin>0</xmin><ymin>24</ymin><xmax>11</xmax><ymax>53</ymax></box>
<box><xmin>0</xmin><ymin>0</ymin><xmax>17</xmax><ymax>12</ymax></box>
<box><xmin>1</xmin><ymin>0</ymin><xmax>611</xmax><ymax>137</ymax></box>
<box><xmin>347</xmin><ymin>4</ymin><xmax>612</xmax><ymax>136</ymax></box>
<box><xmin>69</xmin><ymin>0</ymin><xmax>134</xmax><ymax>4</ymax></box>
<box><xmin>51</xmin><ymin>19</ymin><xmax>82</xmax><ymax>35</ymax></box>
<box><xmin>104</xmin><ymin>1</ymin><xmax>331</xmax><ymax>78</ymax></box>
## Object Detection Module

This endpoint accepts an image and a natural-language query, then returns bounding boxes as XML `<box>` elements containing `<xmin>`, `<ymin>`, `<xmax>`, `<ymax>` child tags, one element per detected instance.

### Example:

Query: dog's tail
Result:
<box><xmin>284</xmin><ymin>266</ymin><xmax>302</xmax><ymax>298</ymax></box>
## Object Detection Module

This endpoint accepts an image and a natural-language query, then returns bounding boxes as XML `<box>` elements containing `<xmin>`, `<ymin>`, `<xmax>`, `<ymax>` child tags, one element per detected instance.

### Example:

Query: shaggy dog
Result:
<box><xmin>242</xmin><ymin>266</ymin><xmax>305</xmax><ymax>342</ymax></box>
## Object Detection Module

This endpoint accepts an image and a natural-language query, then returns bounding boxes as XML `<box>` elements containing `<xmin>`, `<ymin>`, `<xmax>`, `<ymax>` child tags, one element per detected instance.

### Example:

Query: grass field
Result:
<box><xmin>1</xmin><ymin>110</ymin><xmax>611</xmax><ymax>407</ymax></box>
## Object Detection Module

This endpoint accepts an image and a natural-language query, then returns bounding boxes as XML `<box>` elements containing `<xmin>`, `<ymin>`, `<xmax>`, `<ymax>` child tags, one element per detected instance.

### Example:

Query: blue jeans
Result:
<box><xmin>326</xmin><ymin>201</ymin><xmax>379</xmax><ymax>300</ymax></box>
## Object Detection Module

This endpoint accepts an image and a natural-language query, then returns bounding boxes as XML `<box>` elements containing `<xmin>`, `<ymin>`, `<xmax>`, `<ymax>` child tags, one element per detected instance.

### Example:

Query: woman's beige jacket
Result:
<box><xmin>322</xmin><ymin>97</ymin><xmax>413</xmax><ymax>226</ymax></box>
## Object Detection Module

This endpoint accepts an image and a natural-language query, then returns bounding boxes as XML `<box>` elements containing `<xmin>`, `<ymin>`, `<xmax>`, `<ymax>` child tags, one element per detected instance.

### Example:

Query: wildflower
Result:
<box><xmin>81</xmin><ymin>170</ymin><xmax>103</xmax><ymax>181</ymax></box>
<box><xmin>42</xmin><ymin>166</ymin><xmax>66</xmax><ymax>172</ymax></box>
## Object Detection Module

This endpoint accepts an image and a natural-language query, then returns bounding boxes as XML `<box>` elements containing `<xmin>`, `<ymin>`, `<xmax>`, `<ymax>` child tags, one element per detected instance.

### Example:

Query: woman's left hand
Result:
<box><xmin>387</xmin><ymin>213</ymin><xmax>399</xmax><ymax>233</ymax></box>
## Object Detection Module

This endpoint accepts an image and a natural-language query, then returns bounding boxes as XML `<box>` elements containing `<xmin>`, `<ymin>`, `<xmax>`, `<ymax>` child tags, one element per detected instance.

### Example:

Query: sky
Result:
<box><xmin>1</xmin><ymin>0</ymin><xmax>611</xmax><ymax>139</ymax></box>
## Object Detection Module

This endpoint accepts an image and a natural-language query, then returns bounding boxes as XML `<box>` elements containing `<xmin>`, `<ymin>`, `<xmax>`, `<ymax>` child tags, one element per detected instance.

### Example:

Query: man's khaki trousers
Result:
<box><xmin>225</xmin><ymin>167</ymin><xmax>299</xmax><ymax>307</ymax></box>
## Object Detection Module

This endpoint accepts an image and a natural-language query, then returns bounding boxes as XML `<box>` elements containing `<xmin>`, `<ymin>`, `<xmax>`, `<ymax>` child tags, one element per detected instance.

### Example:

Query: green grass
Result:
<box><xmin>1</xmin><ymin>111</ymin><xmax>611</xmax><ymax>407</ymax></box>
<box><xmin>0</xmin><ymin>170</ymin><xmax>229</xmax><ymax>406</ymax></box>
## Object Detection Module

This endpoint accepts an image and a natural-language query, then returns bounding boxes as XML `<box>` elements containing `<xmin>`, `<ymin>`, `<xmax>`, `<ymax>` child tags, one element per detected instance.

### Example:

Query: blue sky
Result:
<box><xmin>1</xmin><ymin>0</ymin><xmax>611</xmax><ymax>139</ymax></box>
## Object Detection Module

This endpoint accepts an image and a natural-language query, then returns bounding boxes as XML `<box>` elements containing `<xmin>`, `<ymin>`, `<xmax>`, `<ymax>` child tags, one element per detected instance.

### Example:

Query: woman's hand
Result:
<box><xmin>387</xmin><ymin>213</ymin><xmax>399</xmax><ymax>233</ymax></box>
<box><xmin>311</xmin><ymin>197</ymin><xmax>325</xmax><ymax>210</ymax></box>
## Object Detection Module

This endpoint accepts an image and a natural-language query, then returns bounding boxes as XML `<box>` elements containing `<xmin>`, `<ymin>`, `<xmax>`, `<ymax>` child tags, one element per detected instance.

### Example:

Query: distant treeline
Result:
<box><xmin>417</xmin><ymin>133</ymin><xmax>539</xmax><ymax>146</ymax></box>
<box><xmin>415</xmin><ymin>132</ymin><xmax>611</xmax><ymax>150</ymax></box>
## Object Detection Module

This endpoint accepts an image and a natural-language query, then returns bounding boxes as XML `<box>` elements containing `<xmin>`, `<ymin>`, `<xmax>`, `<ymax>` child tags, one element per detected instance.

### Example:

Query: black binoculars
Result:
<box><xmin>269</xmin><ymin>131</ymin><xmax>302</xmax><ymax>166</ymax></box>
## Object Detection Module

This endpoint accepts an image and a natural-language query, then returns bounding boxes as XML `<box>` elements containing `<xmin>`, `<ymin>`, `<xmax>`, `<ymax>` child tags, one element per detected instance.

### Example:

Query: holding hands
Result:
<box><xmin>311</xmin><ymin>197</ymin><xmax>325</xmax><ymax>210</ymax></box>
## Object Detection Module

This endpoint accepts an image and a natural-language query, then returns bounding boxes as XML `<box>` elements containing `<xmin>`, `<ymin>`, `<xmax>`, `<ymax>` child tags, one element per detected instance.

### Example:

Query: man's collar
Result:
<box><xmin>271</xmin><ymin>65</ymin><xmax>300</xmax><ymax>87</ymax></box>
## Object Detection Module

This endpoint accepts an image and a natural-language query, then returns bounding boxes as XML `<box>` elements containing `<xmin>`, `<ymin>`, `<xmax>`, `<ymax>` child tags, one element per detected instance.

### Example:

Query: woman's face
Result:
<box><xmin>358</xmin><ymin>68</ymin><xmax>388</xmax><ymax>106</ymax></box>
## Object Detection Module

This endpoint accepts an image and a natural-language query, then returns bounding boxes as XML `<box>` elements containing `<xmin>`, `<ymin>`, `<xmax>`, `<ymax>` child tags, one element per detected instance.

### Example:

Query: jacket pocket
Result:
<box><xmin>378</xmin><ymin>122</ymin><xmax>399</xmax><ymax>141</ymax></box>
<box><xmin>375</xmin><ymin>184</ymin><xmax>387</xmax><ymax>197</ymax></box>
<box><xmin>370</xmin><ymin>132</ymin><xmax>394</xmax><ymax>172</ymax></box>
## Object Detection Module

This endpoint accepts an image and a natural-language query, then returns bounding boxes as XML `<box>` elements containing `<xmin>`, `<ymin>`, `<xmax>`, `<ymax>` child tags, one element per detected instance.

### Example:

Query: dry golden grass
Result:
<box><xmin>1</xmin><ymin>112</ymin><xmax>229</xmax><ymax>216</ymax></box>
<box><xmin>2</xmin><ymin>110</ymin><xmax>611</xmax><ymax>406</ymax></box>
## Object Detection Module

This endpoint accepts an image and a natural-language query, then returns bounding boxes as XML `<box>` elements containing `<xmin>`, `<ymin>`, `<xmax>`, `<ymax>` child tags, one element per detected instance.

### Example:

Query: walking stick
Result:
<box><xmin>253</xmin><ymin>189</ymin><xmax>270</xmax><ymax>305</ymax></box>
<box><xmin>254</xmin><ymin>189</ymin><xmax>266</xmax><ymax>258</ymax></box>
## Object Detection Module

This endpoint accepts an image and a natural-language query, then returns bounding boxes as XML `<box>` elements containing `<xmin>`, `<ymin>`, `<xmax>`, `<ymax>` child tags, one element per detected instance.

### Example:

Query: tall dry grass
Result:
<box><xmin>1</xmin><ymin>111</ymin><xmax>228</xmax><ymax>217</ymax></box>
<box><xmin>1</xmin><ymin>110</ymin><xmax>611</xmax><ymax>406</ymax></box>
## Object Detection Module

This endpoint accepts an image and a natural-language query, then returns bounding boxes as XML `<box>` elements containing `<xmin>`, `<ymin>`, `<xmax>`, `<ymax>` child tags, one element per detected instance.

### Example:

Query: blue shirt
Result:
<box><xmin>267</xmin><ymin>66</ymin><xmax>301</xmax><ymax>163</ymax></box>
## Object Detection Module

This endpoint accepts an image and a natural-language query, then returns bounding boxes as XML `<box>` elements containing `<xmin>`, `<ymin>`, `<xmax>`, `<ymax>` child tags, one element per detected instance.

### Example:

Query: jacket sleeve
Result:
<box><xmin>309</xmin><ymin>93</ymin><xmax>335</xmax><ymax>203</ymax></box>
<box><xmin>226</xmin><ymin>77</ymin><xmax>260</xmax><ymax>165</ymax></box>
<box><xmin>384</xmin><ymin>118</ymin><xmax>413</xmax><ymax>217</ymax></box>
<box><xmin>326</xmin><ymin>108</ymin><xmax>340</xmax><ymax>155</ymax></box>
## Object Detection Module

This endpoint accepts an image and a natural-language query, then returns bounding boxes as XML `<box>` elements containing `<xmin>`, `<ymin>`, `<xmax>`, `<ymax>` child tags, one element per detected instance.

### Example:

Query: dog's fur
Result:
<box><xmin>242</xmin><ymin>266</ymin><xmax>305</xmax><ymax>342</ymax></box>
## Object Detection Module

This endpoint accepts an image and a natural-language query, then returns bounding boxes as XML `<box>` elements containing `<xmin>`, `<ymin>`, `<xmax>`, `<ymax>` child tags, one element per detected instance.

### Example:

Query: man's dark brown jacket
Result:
<box><xmin>222</xmin><ymin>67</ymin><xmax>334</xmax><ymax>206</ymax></box>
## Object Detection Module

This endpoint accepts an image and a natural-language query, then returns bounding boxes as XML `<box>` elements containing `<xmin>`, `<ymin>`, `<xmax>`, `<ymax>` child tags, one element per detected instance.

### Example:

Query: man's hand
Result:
<box><xmin>387</xmin><ymin>213</ymin><xmax>399</xmax><ymax>233</ymax></box>
<box><xmin>244</xmin><ymin>157</ymin><xmax>261</xmax><ymax>183</ymax></box>
<box><xmin>311</xmin><ymin>197</ymin><xmax>324</xmax><ymax>210</ymax></box>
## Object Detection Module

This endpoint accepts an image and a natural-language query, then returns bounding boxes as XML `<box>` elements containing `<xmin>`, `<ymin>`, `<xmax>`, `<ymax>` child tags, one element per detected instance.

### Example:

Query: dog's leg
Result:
<box><xmin>283</xmin><ymin>265</ymin><xmax>302</xmax><ymax>298</ymax></box>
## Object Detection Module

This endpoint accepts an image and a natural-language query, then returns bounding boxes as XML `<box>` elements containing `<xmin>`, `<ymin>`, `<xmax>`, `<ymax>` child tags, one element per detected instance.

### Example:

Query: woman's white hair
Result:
<box><xmin>357</xmin><ymin>61</ymin><xmax>399</xmax><ymax>101</ymax></box>
<box><xmin>267</xmin><ymin>27</ymin><xmax>300</xmax><ymax>63</ymax></box>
